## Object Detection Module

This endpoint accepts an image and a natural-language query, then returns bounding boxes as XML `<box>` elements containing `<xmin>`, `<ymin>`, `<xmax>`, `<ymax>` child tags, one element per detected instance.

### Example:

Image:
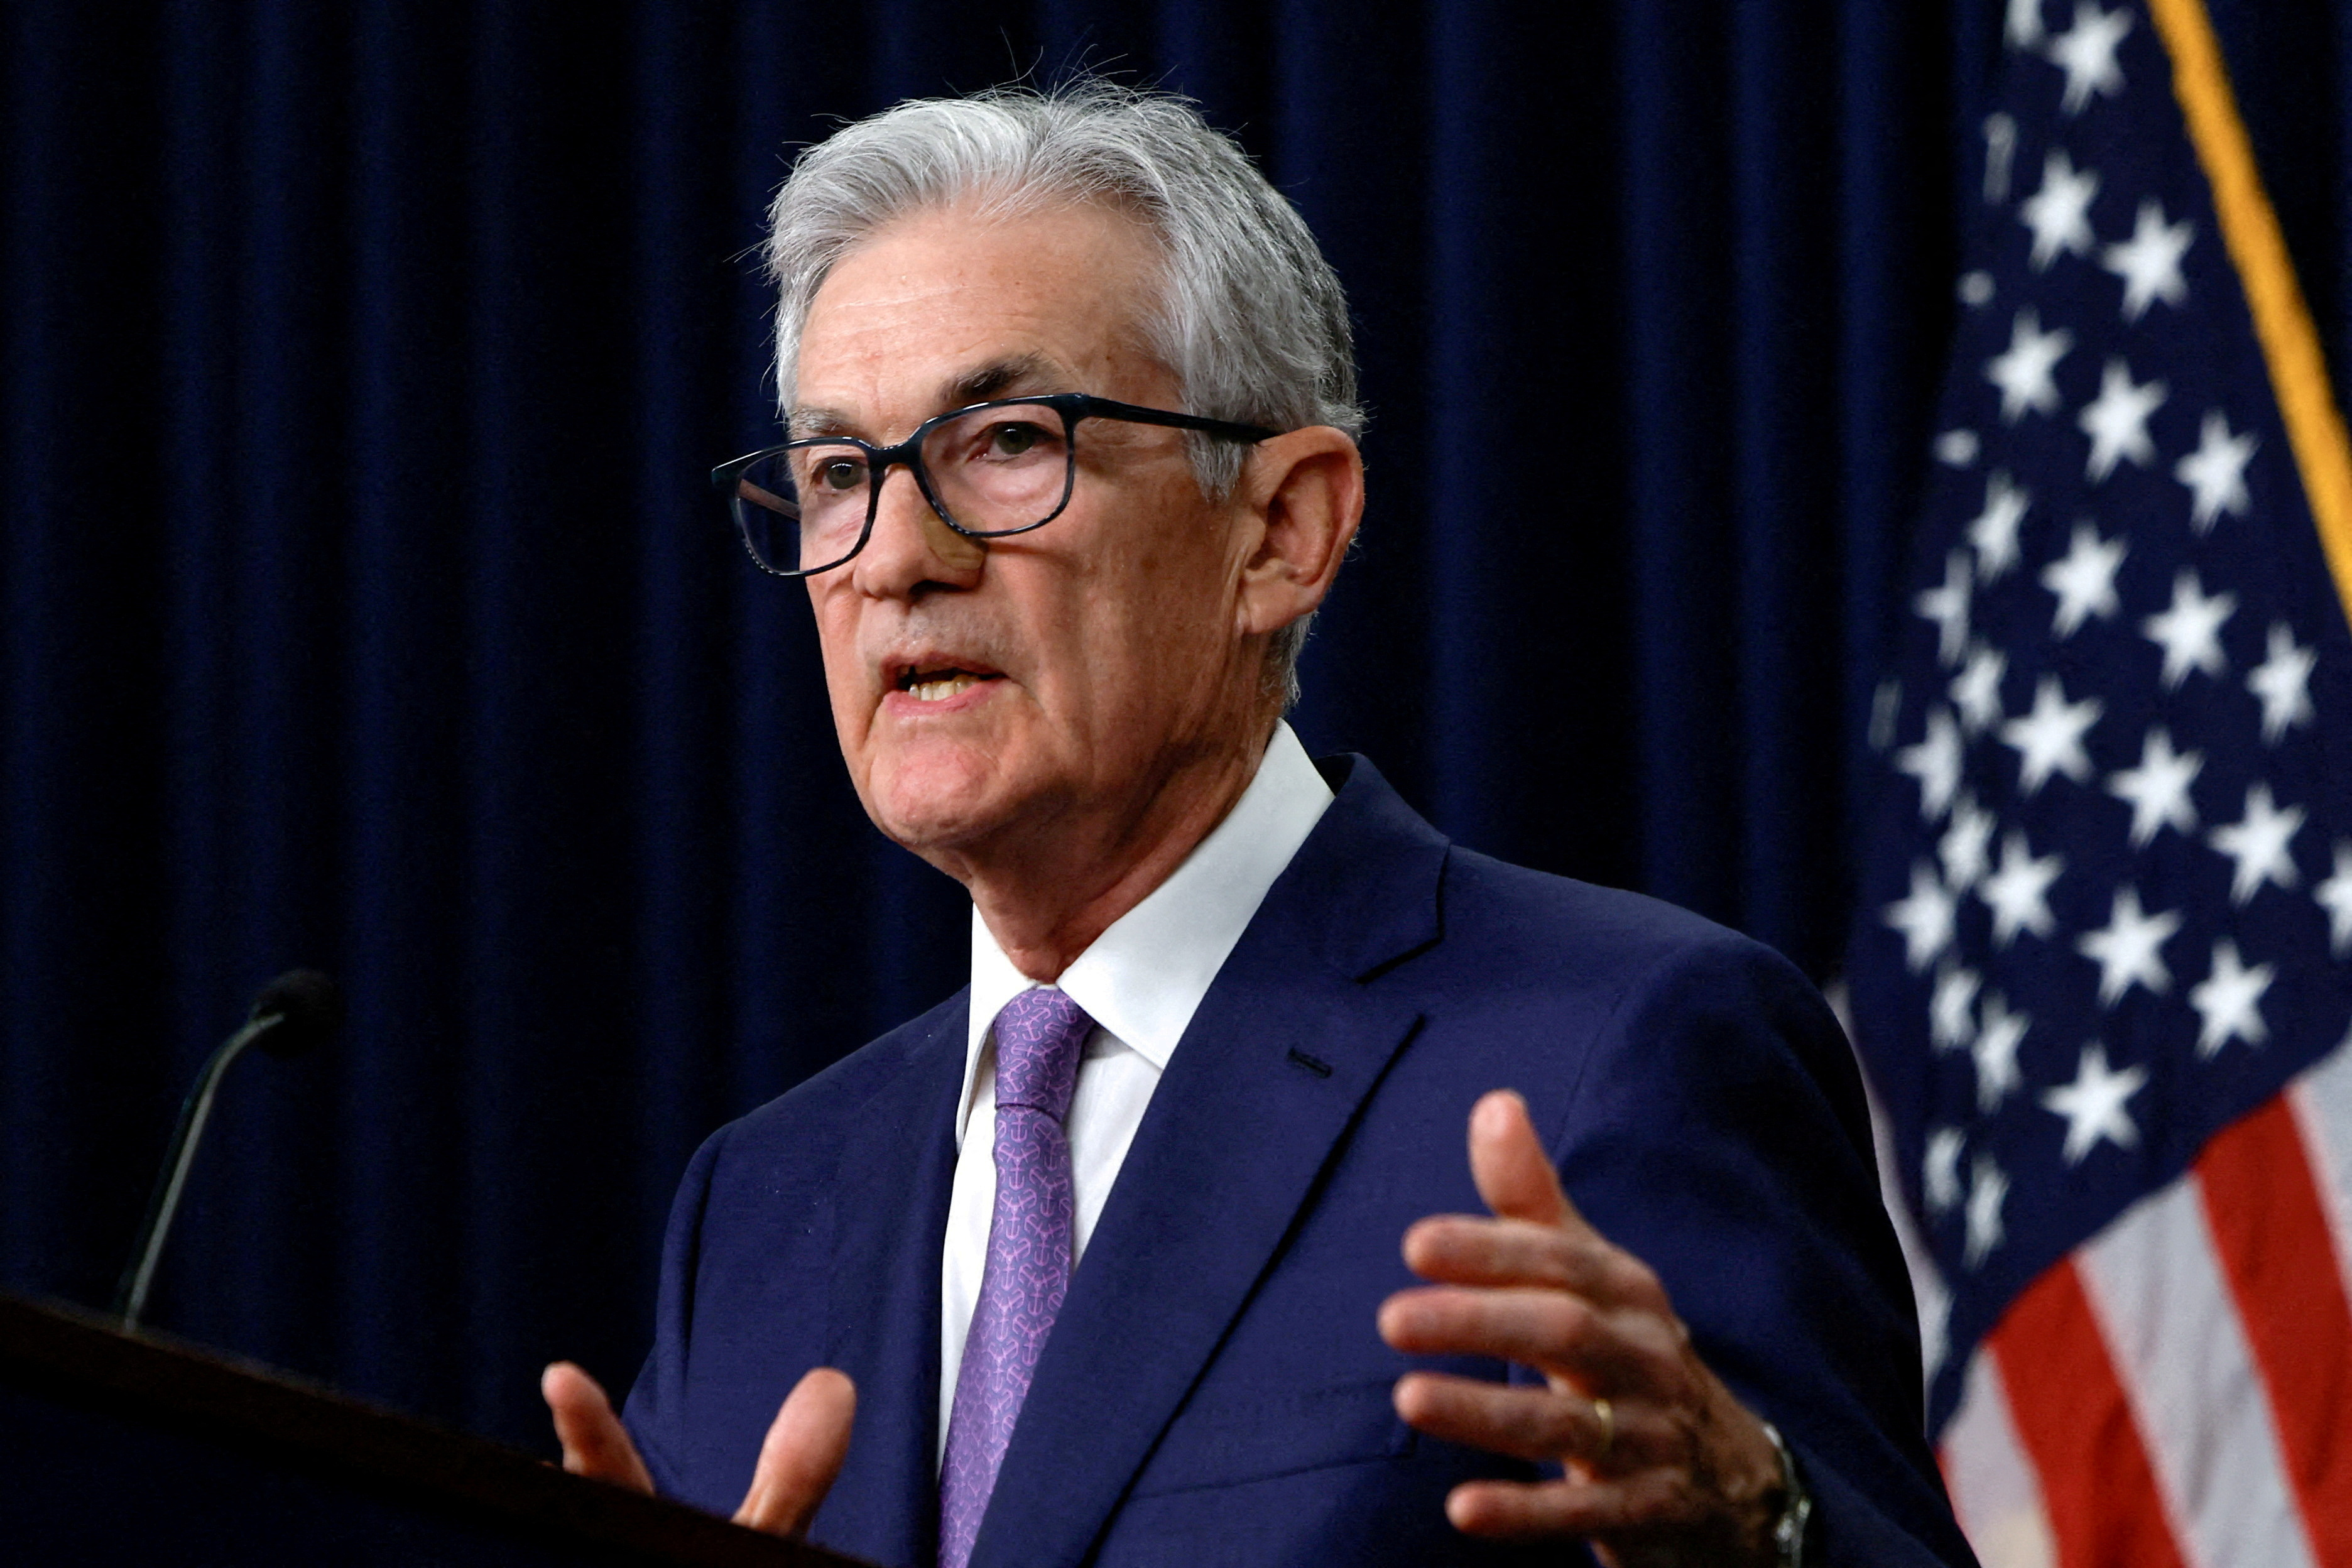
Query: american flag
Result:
<box><xmin>1846</xmin><ymin>1</ymin><xmax>2352</xmax><ymax>1564</ymax></box>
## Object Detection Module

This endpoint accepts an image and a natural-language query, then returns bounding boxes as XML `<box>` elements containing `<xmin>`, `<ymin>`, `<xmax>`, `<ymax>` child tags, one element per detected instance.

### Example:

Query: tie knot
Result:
<box><xmin>990</xmin><ymin>986</ymin><xmax>1092</xmax><ymax>1121</ymax></box>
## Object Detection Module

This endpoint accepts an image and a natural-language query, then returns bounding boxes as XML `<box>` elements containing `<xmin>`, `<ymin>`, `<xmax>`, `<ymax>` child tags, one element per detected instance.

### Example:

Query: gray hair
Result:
<box><xmin>763</xmin><ymin>80</ymin><xmax>1363</xmax><ymax>707</ymax></box>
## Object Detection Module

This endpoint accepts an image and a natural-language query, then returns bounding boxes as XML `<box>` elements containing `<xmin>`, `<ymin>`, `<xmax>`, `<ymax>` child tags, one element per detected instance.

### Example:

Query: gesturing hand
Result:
<box><xmin>1378</xmin><ymin>1091</ymin><xmax>1786</xmax><ymax>1567</ymax></box>
<box><xmin>542</xmin><ymin>1361</ymin><xmax>856</xmax><ymax>1537</ymax></box>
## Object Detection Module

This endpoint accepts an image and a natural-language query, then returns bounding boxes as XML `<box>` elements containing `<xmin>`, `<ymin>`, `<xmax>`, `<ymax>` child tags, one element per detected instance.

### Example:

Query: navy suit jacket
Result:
<box><xmin>624</xmin><ymin>756</ymin><xmax>1976</xmax><ymax>1567</ymax></box>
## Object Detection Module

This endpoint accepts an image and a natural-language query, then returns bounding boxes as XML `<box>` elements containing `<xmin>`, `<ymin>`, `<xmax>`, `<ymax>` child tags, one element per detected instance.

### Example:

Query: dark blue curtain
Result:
<box><xmin>6</xmin><ymin>0</ymin><xmax>2348</xmax><ymax>1452</ymax></box>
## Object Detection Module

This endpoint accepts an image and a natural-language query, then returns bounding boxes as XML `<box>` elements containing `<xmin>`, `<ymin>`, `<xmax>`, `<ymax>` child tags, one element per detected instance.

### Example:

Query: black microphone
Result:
<box><xmin>114</xmin><ymin>969</ymin><xmax>343</xmax><ymax>1331</ymax></box>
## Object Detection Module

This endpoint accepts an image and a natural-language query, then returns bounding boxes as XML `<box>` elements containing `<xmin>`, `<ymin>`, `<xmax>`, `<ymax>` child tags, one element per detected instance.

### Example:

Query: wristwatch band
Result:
<box><xmin>1761</xmin><ymin>1422</ymin><xmax>1812</xmax><ymax>1567</ymax></box>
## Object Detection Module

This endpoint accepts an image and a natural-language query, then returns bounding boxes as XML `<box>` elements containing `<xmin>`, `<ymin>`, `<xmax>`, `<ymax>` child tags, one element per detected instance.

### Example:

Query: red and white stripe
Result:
<box><xmin>1935</xmin><ymin>1039</ymin><xmax>2352</xmax><ymax>1568</ymax></box>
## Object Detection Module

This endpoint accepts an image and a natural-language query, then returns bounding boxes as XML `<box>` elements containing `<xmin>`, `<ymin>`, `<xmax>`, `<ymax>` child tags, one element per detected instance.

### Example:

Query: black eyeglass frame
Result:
<box><xmin>710</xmin><ymin>392</ymin><xmax>1282</xmax><ymax>579</ymax></box>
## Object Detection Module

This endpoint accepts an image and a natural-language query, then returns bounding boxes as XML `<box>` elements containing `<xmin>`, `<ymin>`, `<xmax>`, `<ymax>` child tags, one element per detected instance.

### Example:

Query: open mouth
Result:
<box><xmin>895</xmin><ymin>666</ymin><xmax>1003</xmax><ymax>703</ymax></box>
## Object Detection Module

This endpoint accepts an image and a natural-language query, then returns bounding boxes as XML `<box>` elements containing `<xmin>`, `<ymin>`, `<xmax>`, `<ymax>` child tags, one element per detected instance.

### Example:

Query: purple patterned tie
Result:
<box><xmin>938</xmin><ymin>986</ymin><xmax>1093</xmax><ymax>1568</ymax></box>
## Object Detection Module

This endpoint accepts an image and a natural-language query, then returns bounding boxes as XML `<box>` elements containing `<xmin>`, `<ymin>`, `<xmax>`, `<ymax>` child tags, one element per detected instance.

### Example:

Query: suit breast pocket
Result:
<box><xmin>1127</xmin><ymin>1375</ymin><xmax>1416</xmax><ymax>1498</ymax></box>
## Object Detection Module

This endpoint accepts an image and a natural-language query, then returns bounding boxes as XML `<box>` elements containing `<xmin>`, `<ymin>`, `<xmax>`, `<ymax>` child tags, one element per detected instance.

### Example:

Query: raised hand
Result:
<box><xmin>1378</xmin><ymin>1090</ymin><xmax>1785</xmax><ymax>1567</ymax></box>
<box><xmin>542</xmin><ymin>1361</ymin><xmax>856</xmax><ymax>1538</ymax></box>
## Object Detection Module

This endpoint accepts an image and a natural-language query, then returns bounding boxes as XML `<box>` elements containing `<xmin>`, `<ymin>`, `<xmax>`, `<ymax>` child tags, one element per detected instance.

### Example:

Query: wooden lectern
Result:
<box><xmin>0</xmin><ymin>1292</ymin><xmax>873</xmax><ymax>1567</ymax></box>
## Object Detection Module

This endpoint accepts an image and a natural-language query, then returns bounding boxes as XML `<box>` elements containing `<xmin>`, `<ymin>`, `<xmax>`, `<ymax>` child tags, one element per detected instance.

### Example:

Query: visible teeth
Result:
<box><xmin>908</xmin><ymin>673</ymin><xmax>979</xmax><ymax>702</ymax></box>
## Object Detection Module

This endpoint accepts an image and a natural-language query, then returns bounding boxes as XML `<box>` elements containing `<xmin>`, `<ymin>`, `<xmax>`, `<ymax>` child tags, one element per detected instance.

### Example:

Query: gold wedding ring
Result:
<box><xmin>1591</xmin><ymin>1395</ymin><xmax>1614</xmax><ymax>1460</ymax></box>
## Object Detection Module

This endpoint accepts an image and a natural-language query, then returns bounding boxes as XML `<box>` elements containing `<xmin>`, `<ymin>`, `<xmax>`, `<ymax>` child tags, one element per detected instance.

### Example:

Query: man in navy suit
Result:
<box><xmin>543</xmin><ymin>83</ymin><xmax>1975</xmax><ymax>1568</ymax></box>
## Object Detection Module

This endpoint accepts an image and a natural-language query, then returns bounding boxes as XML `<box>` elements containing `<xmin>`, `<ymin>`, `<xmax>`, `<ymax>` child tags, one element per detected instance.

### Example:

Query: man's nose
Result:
<box><xmin>849</xmin><ymin>462</ymin><xmax>986</xmax><ymax>597</ymax></box>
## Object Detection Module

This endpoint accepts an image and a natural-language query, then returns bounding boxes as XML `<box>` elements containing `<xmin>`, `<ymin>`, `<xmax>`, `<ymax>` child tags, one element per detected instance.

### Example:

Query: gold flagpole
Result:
<box><xmin>2148</xmin><ymin>0</ymin><xmax>2352</xmax><ymax>626</ymax></box>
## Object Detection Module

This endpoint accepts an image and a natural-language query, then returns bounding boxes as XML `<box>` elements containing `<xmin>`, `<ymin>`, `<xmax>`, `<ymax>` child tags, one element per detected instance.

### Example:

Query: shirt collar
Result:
<box><xmin>959</xmin><ymin>721</ymin><xmax>1334</xmax><ymax>1136</ymax></box>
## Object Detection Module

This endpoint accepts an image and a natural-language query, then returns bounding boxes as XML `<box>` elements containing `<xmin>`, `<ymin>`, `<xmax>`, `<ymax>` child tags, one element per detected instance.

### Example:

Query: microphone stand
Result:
<box><xmin>112</xmin><ymin>1008</ymin><xmax>290</xmax><ymax>1332</ymax></box>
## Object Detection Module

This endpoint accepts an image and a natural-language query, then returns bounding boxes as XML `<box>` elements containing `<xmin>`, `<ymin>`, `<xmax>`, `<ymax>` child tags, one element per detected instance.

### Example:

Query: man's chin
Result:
<box><xmin>856</xmin><ymin>752</ymin><xmax>1028</xmax><ymax>864</ymax></box>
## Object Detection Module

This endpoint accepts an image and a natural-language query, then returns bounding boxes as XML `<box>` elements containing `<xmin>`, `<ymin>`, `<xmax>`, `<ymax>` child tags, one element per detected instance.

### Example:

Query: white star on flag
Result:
<box><xmin>1932</xmin><ymin>965</ymin><xmax>1983</xmax><ymax>1052</ymax></box>
<box><xmin>1988</xmin><ymin>309</ymin><xmax>2074</xmax><ymax>421</ymax></box>
<box><xmin>1951</xmin><ymin>644</ymin><xmax>2009</xmax><ymax>735</ymax></box>
<box><xmin>2001</xmin><ymin>673</ymin><xmax>2101</xmax><ymax>793</ymax></box>
<box><xmin>2314</xmin><ymin>842</ymin><xmax>2352</xmax><ymax>957</ymax></box>
<box><xmin>1965</xmin><ymin>1153</ymin><xmax>2010</xmax><ymax>1267</ymax></box>
<box><xmin>2041</xmin><ymin>521</ymin><xmax>2126</xmax><ymax>636</ymax></box>
<box><xmin>1916</xmin><ymin>550</ymin><xmax>1974</xmax><ymax>667</ymax></box>
<box><xmin>1941</xmin><ymin>795</ymin><xmax>1997</xmax><ymax>891</ymax></box>
<box><xmin>1885</xmin><ymin>861</ymin><xmax>1960</xmax><ymax>972</ymax></box>
<box><xmin>2099</xmin><ymin>197</ymin><xmax>2192</xmax><ymax>321</ymax></box>
<box><xmin>2005</xmin><ymin>0</ymin><xmax>2045</xmax><ymax>48</ymax></box>
<box><xmin>2246</xmin><ymin>623</ymin><xmax>2315</xmax><ymax>743</ymax></box>
<box><xmin>1983</xmin><ymin>829</ymin><xmax>2064</xmax><ymax>947</ymax></box>
<box><xmin>2105</xmin><ymin>726</ymin><xmax>2202</xmax><ymax>846</ymax></box>
<box><xmin>2188</xmin><ymin>938</ymin><xmax>2273</xmax><ymax>1058</ymax></box>
<box><xmin>2076</xmin><ymin>885</ymin><xmax>2180</xmax><ymax>1005</ymax></box>
<box><xmin>2044</xmin><ymin>1</ymin><xmax>2133</xmax><ymax>115</ymax></box>
<box><xmin>2173</xmin><ymin>408</ymin><xmax>2256</xmax><ymax>530</ymax></box>
<box><xmin>1973</xmin><ymin>993</ymin><xmax>2030</xmax><ymax>1112</ymax></box>
<box><xmin>2020</xmin><ymin>149</ymin><xmax>2101</xmax><ymax>270</ymax></box>
<box><xmin>2040</xmin><ymin>1042</ymin><xmax>2148</xmax><ymax>1165</ymax></box>
<box><xmin>2140</xmin><ymin>569</ymin><xmax>2235</xmax><ymax>690</ymax></box>
<box><xmin>1966</xmin><ymin>471</ymin><xmax>2030</xmax><ymax>579</ymax></box>
<box><xmin>1924</xmin><ymin>1126</ymin><xmax>1967</xmax><ymax>1214</ymax></box>
<box><xmin>2209</xmin><ymin>781</ymin><xmax>2304</xmax><ymax>905</ymax></box>
<box><xmin>1898</xmin><ymin>707</ymin><xmax>1966</xmax><ymax>820</ymax></box>
<box><xmin>2078</xmin><ymin>356</ymin><xmax>2167</xmax><ymax>481</ymax></box>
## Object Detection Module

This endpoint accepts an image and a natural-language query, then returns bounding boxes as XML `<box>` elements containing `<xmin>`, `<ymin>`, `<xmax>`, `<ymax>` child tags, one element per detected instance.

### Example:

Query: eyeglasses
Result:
<box><xmin>711</xmin><ymin>393</ymin><xmax>1280</xmax><ymax>578</ymax></box>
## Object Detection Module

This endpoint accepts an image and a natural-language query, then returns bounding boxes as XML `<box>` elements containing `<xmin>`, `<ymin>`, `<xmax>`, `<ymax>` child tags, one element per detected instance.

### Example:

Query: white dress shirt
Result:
<box><xmin>937</xmin><ymin>721</ymin><xmax>1334</xmax><ymax>1459</ymax></box>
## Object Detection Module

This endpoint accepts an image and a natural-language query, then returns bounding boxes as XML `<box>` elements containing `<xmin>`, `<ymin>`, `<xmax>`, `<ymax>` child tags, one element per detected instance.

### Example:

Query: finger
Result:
<box><xmin>1467</xmin><ymin>1090</ymin><xmax>1581</xmax><ymax>1230</ymax></box>
<box><xmin>1402</xmin><ymin>1215</ymin><xmax>1665</xmax><ymax>1310</ymax></box>
<box><xmin>1401</xmin><ymin>1215</ymin><xmax>1585</xmax><ymax>1289</ymax></box>
<box><xmin>1444</xmin><ymin>1474</ymin><xmax>1685</xmax><ymax>1540</ymax></box>
<box><xmin>733</xmin><ymin>1368</ymin><xmax>857</xmax><ymax>1537</ymax></box>
<box><xmin>1378</xmin><ymin>1285</ymin><xmax>1677</xmax><ymax>1391</ymax></box>
<box><xmin>1392</xmin><ymin>1371</ymin><xmax>1626</xmax><ymax>1467</ymax></box>
<box><xmin>542</xmin><ymin>1362</ymin><xmax>654</xmax><ymax>1493</ymax></box>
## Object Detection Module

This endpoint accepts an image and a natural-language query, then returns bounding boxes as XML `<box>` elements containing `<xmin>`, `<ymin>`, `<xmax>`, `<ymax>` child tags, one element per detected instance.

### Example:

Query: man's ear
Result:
<box><xmin>1233</xmin><ymin>426</ymin><xmax>1365</xmax><ymax>640</ymax></box>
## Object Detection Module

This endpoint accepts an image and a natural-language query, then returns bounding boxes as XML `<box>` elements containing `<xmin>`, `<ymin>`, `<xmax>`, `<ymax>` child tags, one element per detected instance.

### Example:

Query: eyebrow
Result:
<box><xmin>947</xmin><ymin>352</ymin><xmax>1058</xmax><ymax>406</ymax></box>
<box><xmin>787</xmin><ymin>352</ymin><xmax>1066</xmax><ymax>440</ymax></box>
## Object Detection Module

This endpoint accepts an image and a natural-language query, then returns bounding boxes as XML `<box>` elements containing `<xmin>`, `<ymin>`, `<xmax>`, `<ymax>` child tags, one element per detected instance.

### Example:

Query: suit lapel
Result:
<box><xmin>808</xmin><ymin>998</ymin><xmax>968</xmax><ymax>1568</ymax></box>
<box><xmin>969</xmin><ymin>758</ymin><xmax>1451</xmax><ymax>1568</ymax></box>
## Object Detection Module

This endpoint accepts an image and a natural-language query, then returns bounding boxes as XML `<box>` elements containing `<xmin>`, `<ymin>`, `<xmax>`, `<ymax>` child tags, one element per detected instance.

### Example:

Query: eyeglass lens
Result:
<box><xmin>732</xmin><ymin>401</ymin><xmax>1075</xmax><ymax>574</ymax></box>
